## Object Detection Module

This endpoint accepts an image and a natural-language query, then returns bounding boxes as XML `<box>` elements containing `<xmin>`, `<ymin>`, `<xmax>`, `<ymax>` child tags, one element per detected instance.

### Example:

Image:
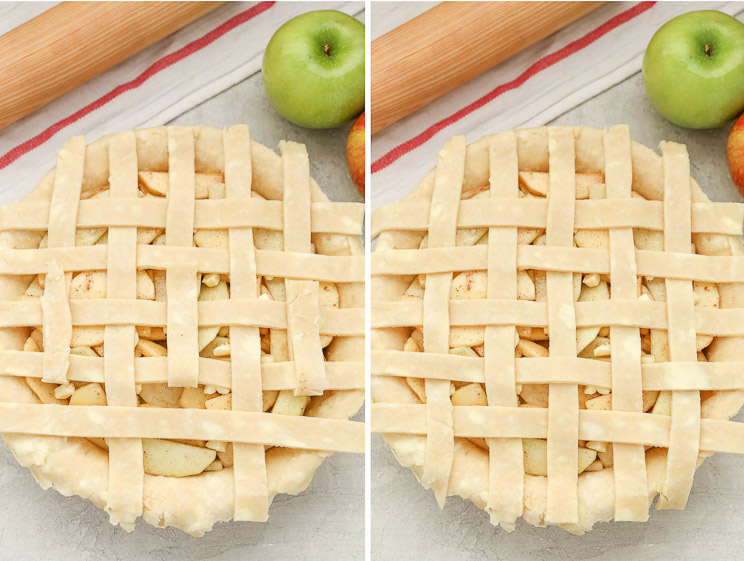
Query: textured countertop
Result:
<box><xmin>0</xmin><ymin>4</ymin><xmax>364</xmax><ymax>560</ymax></box>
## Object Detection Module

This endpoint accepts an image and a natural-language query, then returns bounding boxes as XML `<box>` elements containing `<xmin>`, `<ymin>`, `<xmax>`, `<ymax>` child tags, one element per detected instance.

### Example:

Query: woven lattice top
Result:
<box><xmin>0</xmin><ymin>126</ymin><xmax>364</xmax><ymax>535</ymax></box>
<box><xmin>371</xmin><ymin>125</ymin><xmax>744</xmax><ymax>533</ymax></box>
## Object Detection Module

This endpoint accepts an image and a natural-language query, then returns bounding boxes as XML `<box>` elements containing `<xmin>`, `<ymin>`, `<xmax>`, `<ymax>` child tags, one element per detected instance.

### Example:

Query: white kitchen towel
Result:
<box><xmin>371</xmin><ymin>1</ymin><xmax>744</xmax><ymax>210</ymax></box>
<box><xmin>0</xmin><ymin>1</ymin><xmax>364</xmax><ymax>204</ymax></box>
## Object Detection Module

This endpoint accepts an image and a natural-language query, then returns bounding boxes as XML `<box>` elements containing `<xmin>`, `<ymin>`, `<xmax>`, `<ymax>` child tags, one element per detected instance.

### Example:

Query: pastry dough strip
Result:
<box><xmin>40</xmin><ymin>136</ymin><xmax>84</xmax><ymax>386</ymax></box>
<box><xmin>371</xmin><ymin>403</ymin><xmax>744</xmax><ymax>454</ymax></box>
<box><xmin>370</xmin><ymin>299</ymin><xmax>744</xmax><ymax>335</ymax></box>
<box><xmin>0</xmin><ymin>299</ymin><xmax>363</xmax><ymax>335</ymax></box>
<box><xmin>421</xmin><ymin>137</ymin><xmax>465</xmax><ymax>508</ymax></box>
<box><xmin>372</xmin><ymin>199</ymin><xmax>743</xmax><ymax>237</ymax></box>
<box><xmin>604</xmin><ymin>126</ymin><xmax>648</xmax><ymax>521</ymax></box>
<box><xmin>224</xmin><ymin>125</ymin><xmax>268</xmax><ymax>522</ymax></box>
<box><xmin>0</xmin><ymin>404</ymin><xmax>363</xmax><ymax>453</ymax></box>
<box><xmin>0</xmin><ymin>197</ymin><xmax>364</xmax><ymax>236</ymax></box>
<box><xmin>657</xmin><ymin>141</ymin><xmax>700</xmax><ymax>510</ymax></box>
<box><xmin>0</xmin><ymin>199</ymin><xmax>364</xmax><ymax>235</ymax></box>
<box><xmin>40</xmin><ymin>260</ymin><xmax>72</xmax><ymax>385</ymax></box>
<box><xmin>0</xmin><ymin>352</ymin><xmax>363</xmax><ymax>389</ymax></box>
<box><xmin>0</xmin><ymin>245</ymin><xmax>358</xmax><ymax>282</ymax></box>
<box><xmin>483</xmin><ymin>131</ymin><xmax>523</xmax><ymax>528</ymax></box>
<box><xmin>372</xmin><ymin>245</ymin><xmax>744</xmax><ymax>283</ymax></box>
<box><xmin>544</xmin><ymin>127</ymin><xmax>579</xmax><ymax>524</ymax></box>
<box><xmin>280</xmin><ymin>141</ymin><xmax>327</xmax><ymax>396</ymax></box>
<box><xmin>103</xmin><ymin>131</ymin><xmax>144</xmax><ymax>529</ymax></box>
<box><xmin>371</xmin><ymin>350</ymin><xmax>744</xmax><ymax>390</ymax></box>
<box><xmin>165</xmin><ymin>128</ymin><xmax>199</xmax><ymax>387</ymax></box>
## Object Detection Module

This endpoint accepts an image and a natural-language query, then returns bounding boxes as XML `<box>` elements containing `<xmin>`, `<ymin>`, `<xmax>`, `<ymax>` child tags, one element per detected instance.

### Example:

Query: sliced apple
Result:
<box><xmin>519</xmin><ymin>384</ymin><xmax>549</xmax><ymax>407</ymax></box>
<box><xmin>254</xmin><ymin>228</ymin><xmax>283</xmax><ymax>251</ymax></box>
<box><xmin>137</xmin><ymin>339</ymin><xmax>167</xmax><ymax>357</ymax></box>
<box><xmin>451</xmin><ymin>383</ymin><xmax>487</xmax><ymax>406</ymax></box>
<box><xmin>69</xmin><ymin>383</ymin><xmax>107</xmax><ymax>406</ymax></box>
<box><xmin>651</xmin><ymin>390</ymin><xmax>672</xmax><ymax>415</ymax></box>
<box><xmin>634</xmin><ymin>228</ymin><xmax>664</xmax><ymax>251</ymax></box>
<box><xmin>71</xmin><ymin>326</ymin><xmax>105</xmax><ymax>347</ymax></box>
<box><xmin>205</xmin><ymin>393</ymin><xmax>232</xmax><ymax>410</ymax></box>
<box><xmin>139</xmin><ymin>383</ymin><xmax>182</xmax><ymax>407</ymax></box>
<box><xmin>518</xmin><ymin>171</ymin><xmax>602</xmax><ymax>199</ymax></box>
<box><xmin>218</xmin><ymin>443</ymin><xmax>234</xmax><ymax>468</ymax></box>
<box><xmin>138</xmin><ymin>171</ymin><xmax>219</xmax><ymax>199</ymax></box>
<box><xmin>70</xmin><ymin>271</ymin><xmax>107</xmax><ymax>299</ymax></box>
<box><xmin>26</xmin><ymin>377</ymin><xmax>68</xmax><ymax>404</ymax></box>
<box><xmin>450</xmin><ymin>271</ymin><xmax>486</xmax><ymax>299</ymax></box>
<box><xmin>142</xmin><ymin>438</ymin><xmax>216</xmax><ymax>477</ymax></box>
<box><xmin>449</xmin><ymin>326</ymin><xmax>484</xmax><ymax>348</ymax></box>
<box><xmin>136</xmin><ymin>270</ymin><xmax>155</xmax><ymax>300</ymax></box>
<box><xmin>270</xmin><ymin>329</ymin><xmax>290</xmax><ymax>361</ymax></box>
<box><xmin>194</xmin><ymin>229</ymin><xmax>228</xmax><ymax>249</ymax></box>
<box><xmin>523</xmin><ymin>438</ymin><xmax>597</xmax><ymax>476</ymax></box>
<box><xmin>271</xmin><ymin>390</ymin><xmax>309</xmax><ymax>416</ymax></box>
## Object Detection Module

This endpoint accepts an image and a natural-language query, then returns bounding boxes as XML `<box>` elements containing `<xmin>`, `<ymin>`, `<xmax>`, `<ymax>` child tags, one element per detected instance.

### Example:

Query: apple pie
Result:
<box><xmin>0</xmin><ymin>125</ymin><xmax>364</xmax><ymax>535</ymax></box>
<box><xmin>371</xmin><ymin>125</ymin><xmax>744</xmax><ymax>533</ymax></box>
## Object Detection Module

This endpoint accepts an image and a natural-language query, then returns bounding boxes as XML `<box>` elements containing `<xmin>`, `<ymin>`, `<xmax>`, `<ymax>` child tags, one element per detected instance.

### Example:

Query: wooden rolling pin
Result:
<box><xmin>0</xmin><ymin>2</ymin><xmax>224</xmax><ymax>130</ymax></box>
<box><xmin>371</xmin><ymin>1</ymin><xmax>604</xmax><ymax>134</ymax></box>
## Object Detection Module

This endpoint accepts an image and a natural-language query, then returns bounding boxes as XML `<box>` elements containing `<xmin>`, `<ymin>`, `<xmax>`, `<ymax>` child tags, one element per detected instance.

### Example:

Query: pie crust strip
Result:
<box><xmin>280</xmin><ymin>141</ymin><xmax>327</xmax><ymax>397</ymax></box>
<box><xmin>657</xmin><ymin>141</ymin><xmax>700</xmax><ymax>510</ymax></box>
<box><xmin>483</xmin><ymin>131</ymin><xmax>523</xmax><ymax>528</ymax></box>
<box><xmin>372</xmin><ymin>245</ymin><xmax>744</xmax><ymax>283</ymax></box>
<box><xmin>0</xmin><ymin>299</ymin><xmax>363</xmax><ymax>334</ymax></box>
<box><xmin>0</xmin><ymin>404</ymin><xmax>364</xmax><ymax>453</ymax></box>
<box><xmin>40</xmin><ymin>260</ymin><xmax>72</xmax><ymax>385</ymax></box>
<box><xmin>40</xmin><ymin>136</ymin><xmax>85</xmax><ymax>385</ymax></box>
<box><xmin>421</xmin><ymin>137</ymin><xmax>465</xmax><ymax>508</ymax></box>
<box><xmin>165</xmin><ymin>128</ymin><xmax>199</xmax><ymax>388</ymax></box>
<box><xmin>0</xmin><ymin>199</ymin><xmax>364</xmax><ymax>236</ymax></box>
<box><xmin>544</xmin><ymin>127</ymin><xmax>579</xmax><ymax>525</ymax></box>
<box><xmin>604</xmin><ymin>125</ymin><xmax>648</xmax><ymax>521</ymax></box>
<box><xmin>371</xmin><ymin>298</ymin><xmax>744</xmax><ymax>336</ymax></box>
<box><xmin>0</xmin><ymin>246</ymin><xmax>364</xmax><ymax>282</ymax></box>
<box><xmin>102</xmin><ymin>131</ymin><xmax>144</xmax><ymax>529</ymax></box>
<box><xmin>370</xmin><ymin>350</ymin><xmax>744</xmax><ymax>390</ymax></box>
<box><xmin>0</xmin><ymin>352</ymin><xmax>363</xmax><ymax>390</ymax></box>
<box><xmin>224</xmin><ymin>125</ymin><xmax>268</xmax><ymax>521</ymax></box>
<box><xmin>371</xmin><ymin>403</ymin><xmax>744</xmax><ymax>455</ymax></box>
<box><xmin>372</xmin><ymin>198</ymin><xmax>743</xmax><ymax>238</ymax></box>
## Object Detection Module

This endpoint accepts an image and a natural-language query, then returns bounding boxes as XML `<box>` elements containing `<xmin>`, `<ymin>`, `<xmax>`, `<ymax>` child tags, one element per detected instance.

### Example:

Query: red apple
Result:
<box><xmin>729</xmin><ymin>113</ymin><xmax>744</xmax><ymax>196</ymax></box>
<box><xmin>346</xmin><ymin>112</ymin><xmax>365</xmax><ymax>197</ymax></box>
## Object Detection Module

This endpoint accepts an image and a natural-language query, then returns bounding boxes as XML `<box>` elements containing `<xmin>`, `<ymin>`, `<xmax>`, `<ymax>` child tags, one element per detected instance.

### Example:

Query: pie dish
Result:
<box><xmin>371</xmin><ymin>125</ymin><xmax>744</xmax><ymax>533</ymax></box>
<box><xmin>0</xmin><ymin>125</ymin><xmax>364</xmax><ymax>536</ymax></box>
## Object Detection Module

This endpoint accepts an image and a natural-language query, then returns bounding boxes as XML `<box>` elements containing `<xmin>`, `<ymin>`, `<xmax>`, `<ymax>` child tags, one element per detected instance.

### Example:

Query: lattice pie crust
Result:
<box><xmin>372</xmin><ymin>126</ymin><xmax>744</xmax><ymax>533</ymax></box>
<box><xmin>0</xmin><ymin>126</ymin><xmax>364</xmax><ymax>536</ymax></box>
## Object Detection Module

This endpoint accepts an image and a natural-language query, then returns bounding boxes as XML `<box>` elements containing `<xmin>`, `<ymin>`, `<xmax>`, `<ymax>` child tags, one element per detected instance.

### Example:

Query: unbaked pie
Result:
<box><xmin>371</xmin><ymin>125</ymin><xmax>744</xmax><ymax>533</ymax></box>
<box><xmin>0</xmin><ymin>125</ymin><xmax>364</xmax><ymax>535</ymax></box>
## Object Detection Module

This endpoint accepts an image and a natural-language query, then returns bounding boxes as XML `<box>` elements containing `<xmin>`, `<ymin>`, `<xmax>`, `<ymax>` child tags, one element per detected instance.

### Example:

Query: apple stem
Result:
<box><xmin>324</xmin><ymin>43</ymin><xmax>331</xmax><ymax>57</ymax></box>
<box><xmin>704</xmin><ymin>43</ymin><xmax>712</xmax><ymax>56</ymax></box>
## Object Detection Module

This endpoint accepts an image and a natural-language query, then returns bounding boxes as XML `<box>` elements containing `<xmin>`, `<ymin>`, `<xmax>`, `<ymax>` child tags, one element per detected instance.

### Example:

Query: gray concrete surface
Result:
<box><xmin>371</xmin><ymin>71</ymin><xmax>744</xmax><ymax>561</ymax></box>
<box><xmin>0</xmin><ymin>5</ymin><xmax>364</xmax><ymax>561</ymax></box>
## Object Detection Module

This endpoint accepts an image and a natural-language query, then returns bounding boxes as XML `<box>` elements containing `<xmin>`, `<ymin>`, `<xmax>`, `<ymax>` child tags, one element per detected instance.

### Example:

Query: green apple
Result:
<box><xmin>642</xmin><ymin>10</ymin><xmax>744</xmax><ymax>129</ymax></box>
<box><xmin>262</xmin><ymin>10</ymin><xmax>364</xmax><ymax>129</ymax></box>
